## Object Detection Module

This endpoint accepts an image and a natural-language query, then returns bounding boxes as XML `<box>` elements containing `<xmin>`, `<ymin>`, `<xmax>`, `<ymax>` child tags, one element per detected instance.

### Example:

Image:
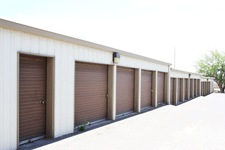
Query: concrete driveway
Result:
<box><xmin>35</xmin><ymin>93</ymin><xmax>225</xmax><ymax>150</ymax></box>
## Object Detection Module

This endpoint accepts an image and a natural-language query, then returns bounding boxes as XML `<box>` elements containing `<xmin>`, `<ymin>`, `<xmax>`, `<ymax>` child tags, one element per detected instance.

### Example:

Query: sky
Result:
<box><xmin>1</xmin><ymin>0</ymin><xmax>225</xmax><ymax>72</ymax></box>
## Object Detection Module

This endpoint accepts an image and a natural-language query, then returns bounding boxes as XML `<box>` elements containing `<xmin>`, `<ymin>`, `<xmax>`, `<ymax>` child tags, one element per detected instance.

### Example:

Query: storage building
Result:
<box><xmin>0</xmin><ymin>19</ymin><xmax>214</xmax><ymax>150</ymax></box>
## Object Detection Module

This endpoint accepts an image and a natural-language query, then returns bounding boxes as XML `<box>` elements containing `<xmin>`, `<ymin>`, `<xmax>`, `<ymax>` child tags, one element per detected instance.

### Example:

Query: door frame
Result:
<box><xmin>17</xmin><ymin>52</ymin><xmax>55</xmax><ymax>147</ymax></box>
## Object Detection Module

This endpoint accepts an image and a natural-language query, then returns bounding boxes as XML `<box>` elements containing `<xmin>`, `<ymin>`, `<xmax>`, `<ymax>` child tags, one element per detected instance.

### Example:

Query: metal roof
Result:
<box><xmin>0</xmin><ymin>18</ymin><xmax>171</xmax><ymax>66</ymax></box>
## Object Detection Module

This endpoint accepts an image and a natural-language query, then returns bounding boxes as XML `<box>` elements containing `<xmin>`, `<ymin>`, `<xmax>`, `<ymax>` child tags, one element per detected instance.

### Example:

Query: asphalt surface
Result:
<box><xmin>25</xmin><ymin>93</ymin><xmax>225</xmax><ymax>150</ymax></box>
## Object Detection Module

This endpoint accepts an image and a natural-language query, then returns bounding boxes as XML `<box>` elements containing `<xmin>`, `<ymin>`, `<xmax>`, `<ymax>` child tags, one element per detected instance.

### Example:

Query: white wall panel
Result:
<box><xmin>170</xmin><ymin>70</ymin><xmax>189</xmax><ymax>78</ymax></box>
<box><xmin>0</xmin><ymin>28</ymin><xmax>3</xmax><ymax>149</ymax></box>
<box><xmin>47</xmin><ymin>38</ymin><xmax>55</xmax><ymax>56</ymax></box>
<box><xmin>119</xmin><ymin>55</ymin><xmax>168</xmax><ymax>72</ymax></box>
<box><xmin>0</xmin><ymin>28</ymin><xmax>18</xmax><ymax>150</ymax></box>
<box><xmin>53</xmin><ymin>41</ymin><xmax>75</xmax><ymax>137</ymax></box>
<box><xmin>74</xmin><ymin>44</ymin><xmax>113</xmax><ymax>65</ymax></box>
<box><xmin>190</xmin><ymin>74</ymin><xmax>201</xmax><ymax>79</ymax></box>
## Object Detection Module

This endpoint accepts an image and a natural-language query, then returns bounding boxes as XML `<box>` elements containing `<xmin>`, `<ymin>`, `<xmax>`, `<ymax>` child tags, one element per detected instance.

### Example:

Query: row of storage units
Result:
<box><xmin>75</xmin><ymin>63</ymin><xmax>167</xmax><ymax>126</ymax></box>
<box><xmin>170</xmin><ymin>69</ymin><xmax>202</xmax><ymax>105</ymax></box>
<box><xmin>201</xmin><ymin>77</ymin><xmax>214</xmax><ymax>96</ymax></box>
<box><xmin>0</xmin><ymin>19</ymin><xmax>214</xmax><ymax>150</ymax></box>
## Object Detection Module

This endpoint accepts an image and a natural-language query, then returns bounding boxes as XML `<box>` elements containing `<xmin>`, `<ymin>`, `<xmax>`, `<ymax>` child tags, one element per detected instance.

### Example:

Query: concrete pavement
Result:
<box><xmin>34</xmin><ymin>93</ymin><xmax>225</xmax><ymax>150</ymax></box>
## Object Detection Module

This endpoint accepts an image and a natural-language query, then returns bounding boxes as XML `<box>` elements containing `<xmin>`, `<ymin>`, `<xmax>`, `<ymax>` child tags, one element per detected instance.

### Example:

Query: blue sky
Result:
<box><xmin>1</xmin><ymin>0</ymin><xmax>225</xmax><ymax>72</ymax></box>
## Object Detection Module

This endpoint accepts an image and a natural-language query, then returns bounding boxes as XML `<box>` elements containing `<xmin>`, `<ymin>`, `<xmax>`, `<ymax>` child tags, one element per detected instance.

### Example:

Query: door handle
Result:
<box><xmin>40</xmin><ymin>100</ymin><xmax>46</xmax><ymax>104</ymax></box>
<box><xmin>106</xmin><ymin>95</ymin><xmax>109</xmax><ymax>98</ymax></box>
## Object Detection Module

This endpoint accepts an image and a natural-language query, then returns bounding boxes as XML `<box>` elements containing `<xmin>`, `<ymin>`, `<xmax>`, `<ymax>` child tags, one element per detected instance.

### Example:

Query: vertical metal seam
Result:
<box><xmin>59</xmin><ymin>42</ymin><xmax>62</xmax><ymax>135</ymax></box>
<box><xmin>2</xmin><ymin>28</ymin><xmax>5</xmax><ymax>148</ymax></box>
<box><xmin>21</xmin><ymin>32</ymin><xmax>23</xmax><ymax>52</ymax></box>
<box><xmin>46</xmin><ymin>38</ymin><xmax>48</xmax><ymax>55</ymax></box>
<box><xmin>66</xmin><ymin>43</ymin><xmax>68</xmax><ymax>131</ymax></box>
<box><xmin>38</xmin><ymin>36</ymin><xmax>40</xmax><ymax>54</ymax></box>
<box><xmin>10</xmin><ymin>29</ymin><xmax>13</xmax><ymax>149</ymax></box>
<box><xmin>53</xmin><ymin>39</ymin><xmax>56</xmax><ymax>136</ymax></box>
<box><xmin>30</xmin><ymin>33</ymin><xmax>32</xmax><ymax>53</ymax></box>
<box><xmin>0</xmin><ymin>27</ymin><xmax>2</xmax><ymax>148</ymax></box>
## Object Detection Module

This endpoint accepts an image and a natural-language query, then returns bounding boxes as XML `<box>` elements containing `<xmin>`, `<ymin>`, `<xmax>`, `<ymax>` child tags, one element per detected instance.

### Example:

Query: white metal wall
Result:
<box><xmin>0</xmin><ymin>27</ymin><xmax>169</xmax><ymax>149</ymax></box>
<box><xmin>190</xmin><ymin>74</ymin><xmax>201</xmax><ymax>79</ymax></box>
<box><xmin>119</xmin><ymin>55</ymin><xmax>168</xmax><ymax>72</ymax></box>
<box><xmin>170</xmin><ymin>70</ymin><xmax>189</xmax><ymax>78</ymax></box>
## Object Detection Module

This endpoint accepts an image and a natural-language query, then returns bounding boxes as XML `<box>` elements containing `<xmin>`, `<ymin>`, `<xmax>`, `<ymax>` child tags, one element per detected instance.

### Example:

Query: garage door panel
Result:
<box><xmin>194</xmin><ymin>79</ymin><xmax>196</xmax><ymax>97</ymax></box>
<box><xmin>117</xmin><ymin>67</ymin><xmax>134</xmax><ymax>114</ymax></box>
<box><xmin>184</xmin><ymin>79</ymin><xmax>187</xmax><ymax>100</ymax></box>
<box><xmin>177</xmin><ymin>79</ymin><xmax>181</xmax><ymax>101</ymax></box>
<box><xmin>157</xmin><ymin>72</ymin><xmax>165</xmax><ymax>103</ymax></box>
<box><xmin>19</xmin><ymin>54</ymin><xmax>47</xmax><ymax>142</ymax></box>
<box><xmin>75</xmin><ymin>62</ymin><xmax>108</xmax><ymax>126</ymax></box>
<box><xmin>170</xmin><ymin>78</ymin><xmax>174</xmax><ymax>104</ymax></box>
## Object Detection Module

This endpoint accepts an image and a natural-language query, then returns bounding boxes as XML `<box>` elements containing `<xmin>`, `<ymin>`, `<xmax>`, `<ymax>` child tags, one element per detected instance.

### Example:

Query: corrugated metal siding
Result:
<box><xmin>119</xmin><ymin>56</ymin><xmax>168</xmax><ymax>72</ymax></box>
<box><xmin>170</xmin><ymin>71</ymin><xmax>189</xmax><ymax>78</ymax></box>
<box><xmin>0</xmin><ymin>27</ymin><xmax>169</xmax><ymax>149</ymax></box>
<box><xmin>0</xmin><ymin>28</ymin><xmax>18</xmax><ymax>150</ymax></box>
<box><xmin>0</xmin><ymin>28</ymin><xmax>75</xmax><ymax>149</ymax></box>
<box><xmin>190</xmin><ymin>74</ymin><xmax>201</xmax><ymax>79</ymax></box>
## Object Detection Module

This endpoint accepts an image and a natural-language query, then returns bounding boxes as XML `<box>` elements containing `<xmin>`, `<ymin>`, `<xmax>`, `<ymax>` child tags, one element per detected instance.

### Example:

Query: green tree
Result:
<box><xmin>195</xmin><ymin>50</ymin><xmax>225</xmax><ymax>93</ymax></box>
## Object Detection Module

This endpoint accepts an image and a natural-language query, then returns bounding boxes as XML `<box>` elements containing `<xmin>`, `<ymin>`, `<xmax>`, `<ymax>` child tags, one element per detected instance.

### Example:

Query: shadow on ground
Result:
<box><xmin>19</xmin><ymin>95</ymin><xmax>207</xmax><ymax>150</ymax></box>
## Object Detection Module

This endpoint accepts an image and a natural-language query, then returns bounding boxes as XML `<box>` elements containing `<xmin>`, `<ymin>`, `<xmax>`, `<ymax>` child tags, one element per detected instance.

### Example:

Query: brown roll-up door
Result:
<box><xmin>157</xmin><ymin>72</ymin><xmax>165</xmax><ymax>103</ymax></box>
<box><xmin>209</xmin><ymin>82</ymin><xmax>210</xmax><ymax>94</ymax></box>
<box><xmin>185</xmin><ymin>79</ymin><xmax>188</xmax><ymax>100</ymax></box>
<box><xmin>203</xmin><ymin>82</ymin><xmax>205</xmax><ymax>95</ymax></box>
<box><xmin>75</xmin><ymin>62</ymin><xmax>108</xmax><ymax>126</ymax></box>
<box><xmin>194</xmin><ymin>79</ymin><xmax>197</xmax><ymax>97</ymax></box>
<box><xmin>19</xmin><ymin>54</ymin><xmax>47</xmax><ymax>142</ymax></box>
<box><xmin>117</xmin><ymin>67</ymin><xmax>134</xmax><ymax>114</ymax></box>
<box><xmin>177</xmin><ymin>78</ymin><xmax>181</xmax><ymax>101</ymax></box>
<box><xmin>170</xmin><ymin>78</ymin><xmax>174</xmax><ymax>104</ymax></box>
<box><xmin>203</xmin><ymin>82</ymin><xmax>206</xmax><ymax>96</ymax></box>
<box><xmin>208</xmin><ymin>82</ymin><xmax>210</xmax><ymax>94</ymax></box>
<box><xmin>141</xmin><ymin>70</ymin><xmax>152</xmax><ymax>108</ymax></box>
<box><xmin>197</xmin><ymin>80</ymin><xmax>199</xmax><ymax>96</ymax></box>
<box><xmin>190</xmin><ymin>79</ymin><xmax>193</xmax><ymax>97</ymax></box>
<box><xmin>201</xmin><ymin>82</ymin><xmax>203</xmax><ymax>96</ymax></box>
